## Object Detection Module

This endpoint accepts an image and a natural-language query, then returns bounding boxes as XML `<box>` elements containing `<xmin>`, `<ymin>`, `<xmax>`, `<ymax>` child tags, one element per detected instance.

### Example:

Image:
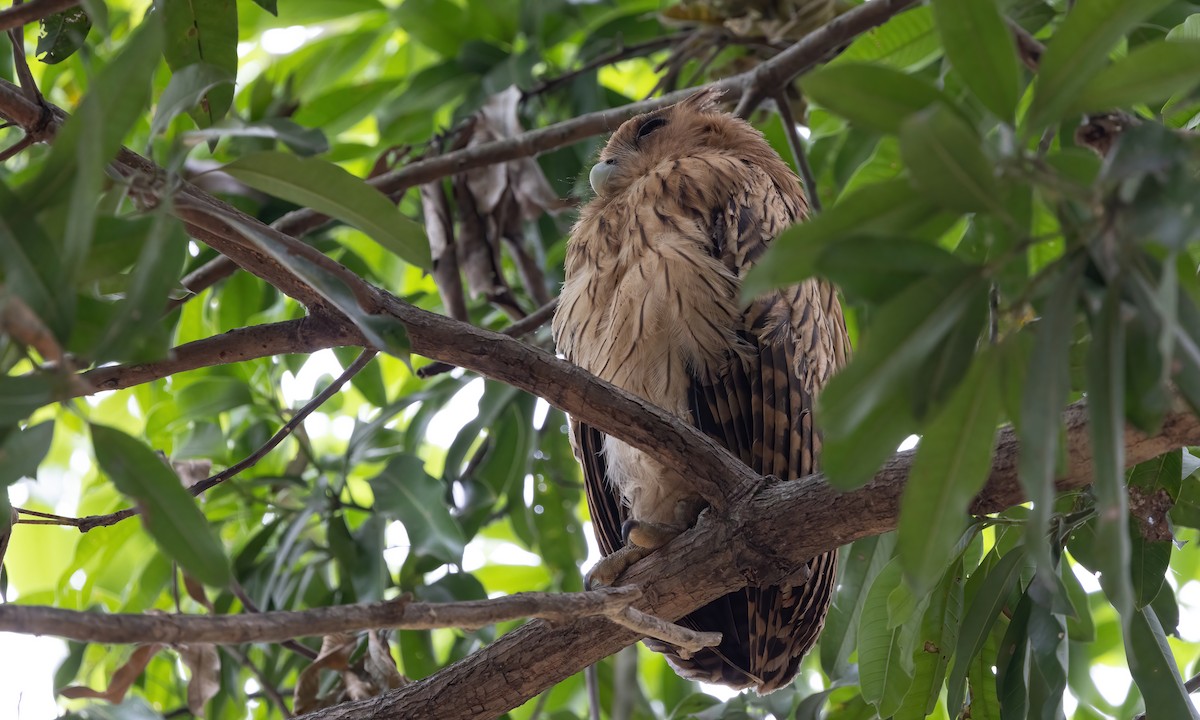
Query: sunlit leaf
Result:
<box><xmin>932</xmin><ymin>0</ymin><xmax>1021</xmax><ymax>120</ymax></box>
<box><xmin>162</xmin><ymin>0</ymin><xmax>238</xmax><ymax>127</ymax></box>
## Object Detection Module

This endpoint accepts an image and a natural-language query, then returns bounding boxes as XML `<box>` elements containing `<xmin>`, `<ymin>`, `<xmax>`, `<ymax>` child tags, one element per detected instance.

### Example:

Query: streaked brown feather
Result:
<box><xmin>553</xmin><ymin>93</ymin><xmax>850</xmax><ymax>693</ymax></box>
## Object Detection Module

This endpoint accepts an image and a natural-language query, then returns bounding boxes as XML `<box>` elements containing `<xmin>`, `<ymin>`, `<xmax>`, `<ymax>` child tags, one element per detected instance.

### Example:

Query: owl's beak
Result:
<box><xmin>589</xmin><ymin>159</ymin><xmax>617</xmax><ymax>195</ymax></box>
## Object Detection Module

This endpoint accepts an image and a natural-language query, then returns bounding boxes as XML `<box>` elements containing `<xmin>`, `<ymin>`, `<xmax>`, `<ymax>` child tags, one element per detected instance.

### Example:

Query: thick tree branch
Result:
<box><xmin>0</xmin><ymin>0</ymin><xmax>77</xmax><ymax>32</ymax></box>
<box><xmin>296</xmin><ymin>400</ymin><xmax>1200</xmax><ymax>720</ymax></box>
<box><xmin>0</xmin><ymin>588</ymin><xmax>644</xmax><ymax>644</ymax></box>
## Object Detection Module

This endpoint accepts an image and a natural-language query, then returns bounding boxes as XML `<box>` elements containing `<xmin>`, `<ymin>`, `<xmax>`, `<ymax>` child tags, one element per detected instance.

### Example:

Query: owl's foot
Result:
<box><xmin>622</xmin><ymin>518</ymin><xmax>685</xmax><ymax>550</ymax></box>
<box><xmin>585</xmin><ymin>543</ymin><xmax>654</xmax><ymax>589</ymax></box>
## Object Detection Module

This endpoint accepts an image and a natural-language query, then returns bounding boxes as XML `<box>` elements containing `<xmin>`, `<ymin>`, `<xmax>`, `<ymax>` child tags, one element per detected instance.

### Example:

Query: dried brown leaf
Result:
<box><xmin>366</xmin><ymin>631</ymin><xmax>408</xmax><ymax>691</ymax></box>
<box><xmin>179</xmin><ymin>643</ymin><xmax>221</xmax><ymax>717</ymax></box>
<box><xmin>293</xmin><ymin>634</ymin><xmax>357</xmax><ymax>714</ymax></box>
<box><xmin>60</xmin><ymin>644</ymin><xmax>163</xmax><ymax>702</ymax></box>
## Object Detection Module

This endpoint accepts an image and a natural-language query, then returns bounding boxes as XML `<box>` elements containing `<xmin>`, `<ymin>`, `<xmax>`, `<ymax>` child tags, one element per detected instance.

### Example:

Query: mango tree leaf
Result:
<box><xmin>1087</xmin><ymin>286</ymin><xmax>1133</xmax><ymax>619</ymax></box>
<box><xmin>1027</xmin><ymin>0</ymin><xmax>1175</xmax><ymax>130</ymax></box>
<box><xmin>820</xmin><ymin>266</ymin><xmax>986</xmax><ymax>488</ymax></box>
<box><xmin>947</xmin><ymin>547</ymin><xmax>1027</xmax><ymax>714</ymax></box>
<box><xmin>23</xmin><ymin>16</ymin><xmax>164</xmax><ymax>284</ymax></box>
<box><xmin>36</xmin><ymin>6</ymin><xmax>92</xmax><ymax>64</ymax></box>
<box><xmin>162</xmin><ymin>0</ymin><xmax>238</xmax><ymax>127</ymax></box>
<box><xmin>185</xmin><ymin>119</ymin><xmax>330</xmax><ymax>156</ymax></box>
<box><xmin>151</xmin><ymin>63</ymin><xmax>237</xmax><ymax>137</ymax></box>
<box><xmin>899</xmin><ymin>105</ymin><xmax>999</xmax><ymax>213</ymax></box>
<box><xmin>1066</xmin><ymin>40</ymin><xmax>1200</xmax><ymax>116</ymax></box>
<box><xmin>1127</xmin><ymin>606</ymin><xmax>1200</xmax><ymax>719</ymax></box>
<box><xmin>0</xmin><ymin>421</ymin><xmax>55</xmax><ymax>486</ymax></box>
<box><xmin>742</xmin><ymin>178</ymin><xmax>941</xmax><ymax>299</ymax></box>
<box><xmin>1061</xmin><ymin>560</ymin><xmax>1096</xmax><ymax>642</ymax></box>
<box><xmin>90</xmin><ymin>424</ymin><xmax>232</xmax><ymax>588</ymax></box>
<box><xmin>0</xmin><ymin>375</ymin><xmax>64</xmax><ymax>424</ymax></box>
<box><xmin>894</xmin><ymin>559</ymin><xmax>963</xmax><ymax>719</ymax></box>
<box><xmin>966</xmin><ymin>615</ymin><xmax>1007</xmax><ymax>720</ymax></box>
<box><xmin>996</xmin><ymin>592</ymin><xmax>1032</xmax><ymax>719</ymax></box>
<box><xmin>369</xmin><ymin>455</ymin><xmax>465</xmax><ymax>565</ymax></box>
<box><xmin>898</xmin><ymin>346</ymin><xmax>1002</xmax><ymax>595</ymax></box>
<box><xmin>833</xmin><ymin>5</ymin><xmax>940</xmax><ymax>70</ymax></box>
<box><xmin>821</xmin><ymin>533</ymin><xmax>898</xmax><ymax>680</ymax></box>
<box><xmin>815</xmin><ymin>236</ymin><xmax>965</xmax><ymax>305</ymax></box>
<box><xmin>858</xmin><ymin>559</ymin><xmax>923</xmax><ymax>716</ymax></box>
<box><xmin>800</xmin><ymin>64</ymin><xmax>952</xmax><ymax>134</ymax></box>
<box><xmin>932</xmin><ymin>0</ymin><xmax>1021</xmax><ymax>120</ymax></box>
<box><xmin>1129</xmin><ymin>520</ymin><xmax>1172</xmax><ymax>608</ymax></box>
<box><xmin>1019</xmin><ymin>263</ymin><xmax>1082</xmax><ymax>593</ymax></box>
<box><xmin>0</xmin><ymin>184</ymin><xmax>70</xmax><ymax>337</ymax></box>
<box><xmin>223</xmin><ymin>151</ymin><xmax>431</xmax><ymax>269</ymax></box>
<box><xmin>1026</xmin><ymin>599</ymin><xmax>1068</xmax><ymax>720</ymax></box>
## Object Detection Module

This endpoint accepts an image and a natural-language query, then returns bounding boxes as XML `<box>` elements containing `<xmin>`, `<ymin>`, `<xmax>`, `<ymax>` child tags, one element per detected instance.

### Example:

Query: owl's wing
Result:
<box><xmin>663</xmin><ymin>167</ymin><xmax>847</xmax><ymax>691</ymax></box>
<box><xmin>571</xmin><ymin>419</ymin><xmax>626</xmax><ymax>556</ymax></box>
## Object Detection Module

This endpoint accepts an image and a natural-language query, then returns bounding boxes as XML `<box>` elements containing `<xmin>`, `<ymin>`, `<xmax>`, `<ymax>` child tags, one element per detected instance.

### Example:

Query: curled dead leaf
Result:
<box><xmin>60</xmin><ymin>644</ymin><xmax>164</xmax><ymax>703</ymax></box>
<box><xmin>179</xmin><ymin>643</ymin><xmax>221</xmax><ymax>717</ymax></box>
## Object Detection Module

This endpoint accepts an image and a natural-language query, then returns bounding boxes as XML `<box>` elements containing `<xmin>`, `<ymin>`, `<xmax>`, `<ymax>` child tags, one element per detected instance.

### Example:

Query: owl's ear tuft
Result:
<box><xmin>679</xmin><ymin>87</ymin><xmax>725</xmax><ymax>113</ymax></box>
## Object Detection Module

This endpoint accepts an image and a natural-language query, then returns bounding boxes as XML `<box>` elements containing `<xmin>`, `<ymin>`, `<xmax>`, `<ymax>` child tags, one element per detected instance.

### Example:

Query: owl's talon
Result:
<box><xmin>586</xmin><ymin>543</ymin><xmax>654</xmax><ymax>589</ymax></box>
<box><xmin>623</xmin><ymin>519</ymin><xmax>684</xmax><ymax>550</ymax></box>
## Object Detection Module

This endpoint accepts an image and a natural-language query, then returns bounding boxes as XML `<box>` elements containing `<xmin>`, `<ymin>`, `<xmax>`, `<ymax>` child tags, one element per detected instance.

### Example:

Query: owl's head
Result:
<box><xmin>588</xmin><ymin>87</ymin><xmax>774</xmax><ymax>197</ymax></box>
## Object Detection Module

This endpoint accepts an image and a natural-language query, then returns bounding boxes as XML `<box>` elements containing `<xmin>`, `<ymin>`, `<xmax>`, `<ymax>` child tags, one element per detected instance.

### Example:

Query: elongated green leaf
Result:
<box><xmin>815</xmin><ymin>236</ymin><xmax>965</xmax><ymax>305</ymax></box>
<box><xmin>0</xmin><ymin>184</ymin><xmax>69</xmax><ymax>337</ymax></box>
<box><xmin>1026</xmin><ymin>599</ymin><xmax>1068</xmax><ymax>720</ymax></box>
<box><xmin>1130</xmin><ymin>520</ymin><xmax>1172</xmax><ymax>608</ymax></box>
<box><xmin>895</xmin><ymin>560</ymin><xmax>963</xmax><ymax>719</ymax></box>
<box><xmin>821</xmin><ymin>267</ymin><xmax>985</xmax><ymax>467</ymax></box>
<box><xmin>966</xmin><ymin>615</ymin><xmax>1007</xmax><ymax>720</ymax></box>
<box><xmin>821</xmin><ymin>533</ymin><xmax>898</xmax><ymax>679</ymax></box>
<box><xmin>899</xmin><ymin>106</ymin><xmax>999</xmax><ymax>213</ymax></box>
<box><xmin>1019</xmin><ymin>263</ymin><xmax>1082</xmax><ymax>593</ymax></box>
<box><xmin>23</xmin><ymin>16</ymin><xmax>163</xmax><ymax>284</ymax></box>
<box><xmin>1127</xmin><ymin>606</ymin><xmax>1200</xmax><ymax>719</ymax></box>
<box><xmin>996</xmin><ymin>592</ymin><xmax>1032</xmax><ymax>720</ymax></box>
<box><xmin>162</xmin><ymin>0</ymin><xmax>238</xmax><ymax>127</ymax></box>
<box><xmin>1067</xmin><ymin>40</ymin><xmax>1200</xmax><ymax>116</ymax></box>
<box><xmin>801</xmin><ymin>64</ymin><xmax>951</xmax><ymax>134</ymax></box>
<box><xmin>0</xmin><ymin>375</ymin><xmax>63</xmax><ymax>424</ymax></box>
<box><xmin>369</xmin><ymin>455</ymin><xmax>465</xmax><ymax>564</ymax></box>
<box><xmin>1061</xmin><ymin>560</ymin><xmax>1096</xmax><ymax>642</ymax></box>
<box><xmin>223</xmin><ymin>151</ymin><xmax>431</xmax><ymax>269</ymax></box>
<box><xmin>947</xmin><ymin>547</ymin><xmax>1028</xmax><ymax>714</ymax></box>
<box><xmin>932</xmin><ymin>0</ymin><xmax>1021</xmax><ymax>120</ymax></box>
<box><xmin>151</xmin><ymin>63</ymin><xmax>236</xmax><ymax>137</ymax></box>
<box><xmin>90</xmin><ymin>424</ymin><xmax>232</xmax><ymax>587</ymax></box>
<box><xmin>1088</xmin><ymin>286</ymin><xmax>1133</xmax><ymax>619</ymax></box>
<box><xmin>822</xmin><ymin>384</ymin><xmax>918</xmax><ymax>491</ymax></box>
<box><xmin>858</xmin><ymin>559</ymin><xmax>923</xmax><ymax>716</ymax></box>
<box><xmin>0</xmin><ymin>421</ymin><xmax>55</xmax><ymax>486</ymax></box>
<box><xmin>1027</xmin><ymin>0</ymin><xmax>1175</xmax><ymax>130</ymax></box>
<box><xmin>743</xmin><ymin>178</ymin><xmax>941</xmax><ymax>299</ymax></box>
<box><xmin>834</xmin><ymin>5</ymin><xmax>940</xmax><ymax>70</ymax></box>
<box><xmin>898</xmin><ymin>347</ymin><xmax>1002</xmax><ymax>595</ymax></box>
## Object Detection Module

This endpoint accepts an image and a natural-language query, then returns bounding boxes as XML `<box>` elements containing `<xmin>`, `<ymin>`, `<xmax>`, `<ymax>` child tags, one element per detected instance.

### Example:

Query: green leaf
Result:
<box><xmin>1019</xmin><ymin>263</ymin><xmax>1082</xmax><ymax>592</ymax></box>
<box><xmin>834</xmin><ymin>5</ymin><xmax>940</xmax><ymax>71</ymax></box>
<box><xmin>801</xmin><ymin>64</ymin><xmax>951</xmax><ymax>134</ymax></box>
<box><xmin>1087</xmin><ymin>286</ymin><xmax>1133</xmax><ymax>619</ymax></box>
<box><xmin>895</xmin><ymin>560</ymin><xmax>963</xmax><ymax>719</ymax></box>
<box><xmin>1130</xmin><ymin>520</ymin><xmax>1172</xmax><ymax>608</ymax></box>
<box><xmin>947</xmin><ymin>547</ymin><xmax>1028</xmax><ymax>714</ymax></box>
<box><xmin>151</xmin><ymin>63</ymin><xmax>236</xmax><ymax>137</ymax></box>
<box><xmin>36</xmin><ymin>6</ymin><xmax>93</xmax><ymax>64</ymax></box>
<box><xmin>1026</xmin><ymin>598</ymin><xmax>1068</xmax><ymax>720</ymax></box>
<box><xmin>995</xmin><ymin>591</ymin><xmax>1032</xmax><ymax>719</ymax></box>
<box><xmin>898</xmin><ymin>347</ymin><xmax>1002</xmax><ymax>595</ymax></box>
<box><xmin>1061</xmin><ymin>560</ymin><xmax>1096</xmax><ymax>642</ymax></box>
<box><xmin>162</xmin><ymin>0</ymin><xmax>238</xmax><ymax>127</ymax></box>
<box><xmin>899</xmin><ymin>105</ymin><xmax>999</xmax><ymax>213</ymax></box>
<box><xmin>1127</xmin><ymin>606</ymin><xmax>1200</xmax><ymax>719</ymax></box>
<box><xmin>369</xmin><ymin>455</ymin><xmax>465</xmax><ymax>564</ymax></box>
<box><xmin>223</xmin><ymin>151</ymin><xmax>431</xmax><ymax>269</ymax></box>
<box><xmin>932</xmin><ymin>0</ymin><xmax>1022</xmax><ymax>120</ymax></box>
<box><xmin>176</xmin><ymin>378</ymin><xmax>255</xmax><ymax>421</ymax></box>
<box><xmin>858</xmin><ymin>559</ymin><xmax>923</xmax><ymax>716</ymax></box>
<box><xmin>23</xmin><ymin>16</ymin><xmax>164</xmax><ymax>284</ymax></box>
<box><xmin>0</xmin><ymin>421</ymin><xmax>55</xmax><ymax>487</ymax></box>
<box><xmin>743</xmin><ymin>178</ymin><xmax>941</xmax><ymax>299</ymax></box>
<box><xmin>815</xmin><ymin>236</ymin><xmax>965</xmax><ymax>305</ymax></box>
<box><xmin>821</xmin><ymin>533</ymin><xmax>898</xmax><ymax>679</ymax></box>
<box><xmin>90</xmin><ymin>424</ymin><xmax>232</xmax><ymax>588</ymax></box>
<box><xmin>821</xmin><ymin>267</ymin><xmax>986</xmax><ymax>487</ymax></box>
<box><xmin>0</xmin><ymin>374</ymin><xmax>63</xmax><ymax>424</ymax></box>
<box><xmin>966</xmin><ymin>614</ymin><xmax>1006</xmax><ymax>720</ymax></box>
<box><xmin>1027</xmin><ymin>0</ymin><xmax>1176</xmax><ymax>130</ymax></box>
<box><xmin>1067</xmin><ymin>40</ymin><xmax>1200</xmax><ymax>116</ymax></box>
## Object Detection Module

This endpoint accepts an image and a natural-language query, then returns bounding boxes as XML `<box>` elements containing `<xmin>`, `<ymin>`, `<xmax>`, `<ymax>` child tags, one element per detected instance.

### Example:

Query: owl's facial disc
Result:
<box><xmin>589</xmin><ymin>158</ymin><xmax>617</xmax><ymax>195</ymax></box>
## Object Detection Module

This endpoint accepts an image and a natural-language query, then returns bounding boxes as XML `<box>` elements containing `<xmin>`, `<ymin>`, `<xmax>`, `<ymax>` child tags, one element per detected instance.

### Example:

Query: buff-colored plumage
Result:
<box><xmin>553</xmin><ymin>89</ymin><xmax>850</xmax><ymax>692</ymax></box>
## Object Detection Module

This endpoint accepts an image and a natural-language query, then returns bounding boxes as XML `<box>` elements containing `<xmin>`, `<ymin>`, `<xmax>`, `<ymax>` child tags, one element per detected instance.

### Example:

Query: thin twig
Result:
<box><xmin>525</xmin><ymin>33</ymin><xmax>689</xmax><ymax>98</ymax></box>
<box><xmin>416</xmin><ymin>297</ymin><xmax>558</xmax><ymax>379</ymax></box>
<box><xmin>0</xmin><ymin>587</ymin><xmax>644</xmax><ymax>644</ymax></box>
<box><xmin>772</xmin><ymin>92</ymin><xmax>822</xmax><ymax>213</ymax></box>
<box><xmin>607</xmin><ymin>606</ymin><xmax>721</xmax><ymax>656</ymax></box>
<box><xmin>0</xmin><ymin>0</ymin><xmax>78</xmax><ymax>32</ymax></box>
<box><xmin>74</xmin><ymin>350</ymin><xmax>377</xmax><ymax>532</ymax></box>
<box><xmin>231</xmin><ymin>583</ymin><xmax>319</xmax><ymax>662</ymax></box>
<box><xmin>225</xmin><ymin>645</ymin><xmax>293</xmax><ymax>718</ymax></box>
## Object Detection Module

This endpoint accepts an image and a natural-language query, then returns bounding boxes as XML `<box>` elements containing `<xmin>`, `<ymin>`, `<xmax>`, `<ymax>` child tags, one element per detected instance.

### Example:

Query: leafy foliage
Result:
<box><xmin>4</xmin><ymin>0</ymin><xmax>1200</xmax><ymax>719</ymax></box>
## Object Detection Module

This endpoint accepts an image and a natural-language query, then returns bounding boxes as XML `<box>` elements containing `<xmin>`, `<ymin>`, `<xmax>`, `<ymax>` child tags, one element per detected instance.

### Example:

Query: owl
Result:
<box><xmin>552</xmin><ymin>88</ymin><xmax>851</xmax><ymax>692</ymax></box>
